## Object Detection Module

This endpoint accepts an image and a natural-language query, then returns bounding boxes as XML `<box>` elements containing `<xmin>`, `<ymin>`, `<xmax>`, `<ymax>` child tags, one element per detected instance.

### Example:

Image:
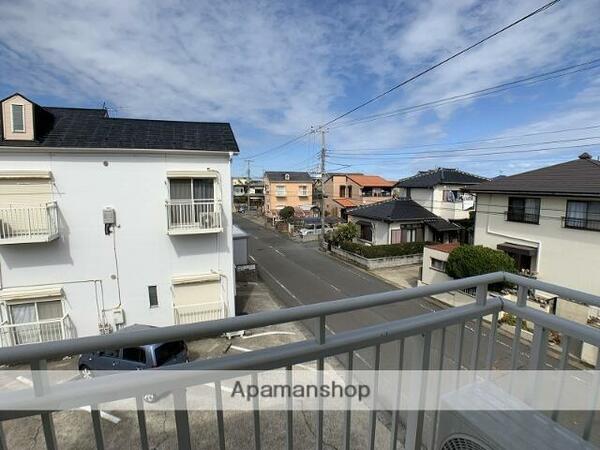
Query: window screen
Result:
<box><xmin>11</xmin><ymin>104</ymin><xmax>24</xmax><ymax>132</ymax></box>
<box><xmin>148</xmin><ymin>286</ymin><xmax>158</xmax><ymax>307</ymax></box>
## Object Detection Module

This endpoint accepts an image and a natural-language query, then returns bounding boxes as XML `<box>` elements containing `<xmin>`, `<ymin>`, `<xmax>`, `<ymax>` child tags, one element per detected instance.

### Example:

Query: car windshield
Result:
<box><xmin>155</xmin><ymin>341</ymin><xmax>185</xmax><ymax>366</ymax></box>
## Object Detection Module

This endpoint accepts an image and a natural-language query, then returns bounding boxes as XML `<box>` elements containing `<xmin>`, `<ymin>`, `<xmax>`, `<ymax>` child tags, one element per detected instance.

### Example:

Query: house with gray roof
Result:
<box><xmin>394</xmin><ymin>167</ymin><xmax>488</xmax><ymax>222</ymax></box>
<box><xmin>346</xmin><ymin>198</ymin><xmax>461</xmax><ymax>245</ymax></box>
<box><xmin>467</xmin><ymin>153</ymin><xmax>600</xmax><ymax>353</ymax></box>
<box><xmin>0</xmin><ymin>92</ymin><xmax>239</xmax><ymax>346</ymax></box>
<box><xmin>263</xmin><ymin>171</ymin><xmax>314</xmax><ymax>218</ymax></box>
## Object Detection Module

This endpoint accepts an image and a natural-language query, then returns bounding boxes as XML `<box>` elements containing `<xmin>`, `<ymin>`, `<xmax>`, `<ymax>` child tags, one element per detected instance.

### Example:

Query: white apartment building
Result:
<box><xmin>0</xmin><ymin>93</ymin><xmax>239</xmax><ymax>347</ymax></box>
<box><xmin>394</xmin><ymin>168</ymin><xmax>488</xmax><ymax>221</ymax></box>
<box><xmin>468</xmin><ymin>153</ymin><xmax>600</xmax><ymax>327</ymax></box>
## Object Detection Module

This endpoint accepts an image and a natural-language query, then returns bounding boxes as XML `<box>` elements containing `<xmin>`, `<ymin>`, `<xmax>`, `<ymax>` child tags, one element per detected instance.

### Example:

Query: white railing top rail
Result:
<box><xmin>1</xmin><ymin>271</ymin><xmax>599</xmax><ymax>365</ymax></box>
<box><xmin>0</xmin><ymin>201</ymin><xmax>57</xmax><ymax>210</ymax></box>
<box><xmin>0</xmin><ymin>315</ymin><xmax>68</xmax><ymax>329</ymax></box>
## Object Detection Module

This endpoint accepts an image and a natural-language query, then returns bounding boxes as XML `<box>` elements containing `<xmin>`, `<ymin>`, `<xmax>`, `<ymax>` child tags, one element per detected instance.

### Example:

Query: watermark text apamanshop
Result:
<box><xmin>231</xmin><ymin>380</ymin><xmax>371</xmax><ymax>401</ymax></box>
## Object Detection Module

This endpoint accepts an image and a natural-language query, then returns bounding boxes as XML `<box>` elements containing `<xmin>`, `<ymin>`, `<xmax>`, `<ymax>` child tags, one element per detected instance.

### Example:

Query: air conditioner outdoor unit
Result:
<box><xmin>435</xmin><ymin>380</ymin><xmax>594</xmax><ymax>450</ymax></box>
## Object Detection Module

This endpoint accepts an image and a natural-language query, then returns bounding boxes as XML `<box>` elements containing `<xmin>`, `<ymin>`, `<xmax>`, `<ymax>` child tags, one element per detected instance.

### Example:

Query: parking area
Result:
<box><xmin>1</xmin><ymin>279</ymin><xmax>393</xmax><ymax>449</ymax></box>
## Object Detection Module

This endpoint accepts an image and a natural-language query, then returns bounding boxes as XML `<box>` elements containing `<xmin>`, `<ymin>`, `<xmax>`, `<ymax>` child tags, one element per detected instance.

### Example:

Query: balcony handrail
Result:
<box><xmin>0</xmin><ymin>314</ymin><xmax>68</xmax><ymax>329</ymax></box>
<box><xmin>0</xmin><ymin>271</ymin><xmax>597</xmax><ymax>366</ymax></box>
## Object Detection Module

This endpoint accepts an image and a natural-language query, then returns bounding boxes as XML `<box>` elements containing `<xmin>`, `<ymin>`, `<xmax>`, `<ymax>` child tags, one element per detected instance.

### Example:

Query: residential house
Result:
<box><xmin>232</xmin><ymin>177</ymin><xmax>264</xmax><ymax>211</ymax></box>
<box><xmin>263</xmin><ymin>171</ymin><xmax>313</xmax><ymax>218</ymax></box>
<box><xmin>346</xmin><ymin>198</ymin><xmax>461</xmax><ymax>245</ymax></box>
<box><xmin>394</xmin><ymin>168</ymin><xmax>488</xmax><ymax>221</ymax></box>
<box><xmin>467</xmin><ymin>153</ymin><xmax>600</xmax><ymax>333</ymax></box>
<box><xmin>0</xmin><ymin>93</ymin><xmax>239</xmax><ymax>346</ymax></box>
<box><xmin>323</xmin><ymin>173</ymin><xmax>395</xmax><ymax>219</ymax></box>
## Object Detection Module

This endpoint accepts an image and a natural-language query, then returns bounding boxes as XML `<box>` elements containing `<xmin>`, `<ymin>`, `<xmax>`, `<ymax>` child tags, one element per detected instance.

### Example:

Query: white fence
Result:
<box><xmin>0</xmin><ymin>315</ymin><xmax>74</xmax><ymax>347</ymax></box>
<box><xmin>173</xmin><ymin>301</ymin><xmax>226</xmax><ymax>325</ymax></box>
<box><xmin>166</xmin><ymin>200</ymin><xmax>222</xmax><ymax>233</ymax></box>
<box><xmin>0</xmin><ymin>202</ymin><xmax>59</xmax><ymax>243</ymax></box>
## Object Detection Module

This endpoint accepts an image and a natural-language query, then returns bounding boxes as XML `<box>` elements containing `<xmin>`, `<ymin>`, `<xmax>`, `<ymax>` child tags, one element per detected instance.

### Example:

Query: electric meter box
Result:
<box><xmin>113</xmin><ymin>308</ymin><xmax>125</xmax><ymax>326</ymax></box>
<box><xmin>103</xmin><ymin>207</ymin><xmax>116</xmax><ymax>225</ymax></box>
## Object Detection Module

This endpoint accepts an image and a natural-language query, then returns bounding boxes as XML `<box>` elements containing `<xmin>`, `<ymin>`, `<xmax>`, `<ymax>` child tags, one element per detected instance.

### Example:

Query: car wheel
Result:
<box><xmin>143</xmin><ymin>394</ymin><xmax>157</xmax><ymax>403</ymax></box>
<box><xmin>80</xmin><ymin>365</ymin><xmax>93</xmax><ymax>379</ymax></box>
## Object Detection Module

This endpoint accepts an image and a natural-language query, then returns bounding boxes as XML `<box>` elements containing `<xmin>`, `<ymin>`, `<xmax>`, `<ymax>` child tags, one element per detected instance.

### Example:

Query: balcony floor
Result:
<box><xmin>167</xmin><ymin>227</ymin><xmax>223</xmax><ymax>236</ymax></box>
<box><xmin>0</xmin><ymin>232</ymin><xmax>59</xmax><ymax>245</ymax></box>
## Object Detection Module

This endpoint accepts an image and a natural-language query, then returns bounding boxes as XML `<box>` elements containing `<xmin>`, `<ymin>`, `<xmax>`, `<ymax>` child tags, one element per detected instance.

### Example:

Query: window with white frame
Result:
<box><xmin>168</xmin><ymin>177</ymin><xmax>217</xmax><ymax>227</ymax></box>
<box><xmin>276</xmin><ymin>185</ymin><xmax>286</xmax><ymax>196</ymax></box>
<box><xmin>299</xmin><ymin>185</ymin><xmax>308</xmax><ymax>197</ymax></box>
<box><xmin>11</xmin><ymin>104</ymin><xmax>25</xmax><ymax>133</ymax></box>
<box><xmin>6</xmin><ymin>299</ymin><xmax>64</xmax><ymax>345</ymax></box>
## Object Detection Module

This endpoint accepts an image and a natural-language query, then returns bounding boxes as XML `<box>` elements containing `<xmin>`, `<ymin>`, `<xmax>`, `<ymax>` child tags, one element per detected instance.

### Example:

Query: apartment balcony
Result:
<box><xmin>0</xmin><ymin>273</ymin><xmax>599</xmax><ymax>449</ymax></box>
<box><xmin>166</xmin><ymin>200</ymin><xmax>222</xmax><ymax>235</ymax></box>
<box><xmin>0</xmin><ymin>315</ymin><xmax>73</xmax><ymax>347</ymax></box>
<box><xmin>173</xmin><ymin>301</ymin><xmax>227</xmax><ymax>325</ymax></box>
<box><xmin>0</xmin><ymin>202</ymin><xmax>59</xmax><ymax>244</ymax></box>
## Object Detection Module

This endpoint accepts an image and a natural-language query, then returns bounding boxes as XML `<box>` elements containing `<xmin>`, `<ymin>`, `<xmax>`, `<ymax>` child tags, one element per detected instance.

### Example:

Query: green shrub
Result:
<box><xmin>278</xmin><ymin>206</ymin><xmax>295</xmax><ymax>223</ymax></box>
<box><xmin>330</xmin><ymin>222</ymin><xmax>359</xmax><ymax>246</ymax></box>
<box><xmin>340</xmin><ymin>241</ymin><xmax>427</xmax><ymax>258</ymax></box>
<box><xmin>446</xmin><ymin>245</ymin><xmax>516</xmax><ymax>290</ymax></box>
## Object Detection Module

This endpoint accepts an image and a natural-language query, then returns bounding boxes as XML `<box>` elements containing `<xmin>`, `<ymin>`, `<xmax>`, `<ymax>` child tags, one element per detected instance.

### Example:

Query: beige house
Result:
<box><xmin>323</xmin><ymin>173</ymin><xmax>394</xmax><ymax>218</ymax></box>
<box><xmin>263</xmin><ymin>171</ymin><xmax>313</xmax><ymax>218</ymax></box>
<box><xmin>394</xmin><ymin>168</ymin><xmax>488</xmax><ymax>221</ymax></box>
<box><xmin>468</xmin><ymin>153</ymin><xmax>600</xmax><ymax>360</ymax></box>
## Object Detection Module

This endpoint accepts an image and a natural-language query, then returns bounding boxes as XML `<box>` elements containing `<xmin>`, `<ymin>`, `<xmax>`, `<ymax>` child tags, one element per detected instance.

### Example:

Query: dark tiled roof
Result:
<box><xmin>0</xmin><ymin>97</ymin><xmax>239</xmax><ymax>153</ymax></box>
<box><xmin>264</xmin><ymin>171</ymin><xmax>313</xmax><ymax>182</ymax></box>
<box><xmin>467</xmin><ymin>156</ymin><xmax>600</xmax><ymax>197</ymax></box>
<box><xmin>424</xmin><ymin>218</ymin><xmax>463</xmax><ymax>232</ymax></box>
<box><xmin>347</xmin><ymin>199</ymin><xmax>439</xmax><ymax>222</ymax></box>
<box><xmin>395</xmin><ymin>168</ymin><xmax>488</xmax><ymax>188</ymax></box>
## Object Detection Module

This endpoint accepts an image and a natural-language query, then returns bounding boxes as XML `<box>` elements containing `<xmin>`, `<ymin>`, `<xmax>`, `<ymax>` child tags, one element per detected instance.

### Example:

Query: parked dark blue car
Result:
<box><xmin>78</xmin><ymin>324</ymin><xmax>189</xmax><ymax>402</ymax></box>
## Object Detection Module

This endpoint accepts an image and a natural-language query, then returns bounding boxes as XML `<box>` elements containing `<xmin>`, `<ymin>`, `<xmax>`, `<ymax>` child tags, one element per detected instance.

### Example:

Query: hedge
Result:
<box><xmin>340</xmin><ymin>241</ymin><xmax>427</xmax><ymax>258</ymax></box>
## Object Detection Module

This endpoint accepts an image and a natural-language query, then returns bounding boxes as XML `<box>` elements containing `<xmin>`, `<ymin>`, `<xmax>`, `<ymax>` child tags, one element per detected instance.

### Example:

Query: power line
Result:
<box><xmin>330</xmin><ymin>123</ymin><xmax>600</xmax><ymax>153</ymax></box>
<box><xmin>317</xmin><ymin>0</ymin><xmax>562</xmax><ymax>130</ymax></box>
<box><xmin>329</xmin><ymin>58</ymin><xmax>600</xmax><ymax>130</ymax></box>
<box><xmin>329</xmin><ymin>135</ymin><xmax>600</xmax><ymax>158</ymax></box>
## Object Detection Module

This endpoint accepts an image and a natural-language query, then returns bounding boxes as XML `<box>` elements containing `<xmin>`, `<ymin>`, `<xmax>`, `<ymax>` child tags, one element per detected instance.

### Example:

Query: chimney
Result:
<box><xmin>579</xmin><ymin>152</ymin><xmax>592</xmax><ymax>160</ymax></box>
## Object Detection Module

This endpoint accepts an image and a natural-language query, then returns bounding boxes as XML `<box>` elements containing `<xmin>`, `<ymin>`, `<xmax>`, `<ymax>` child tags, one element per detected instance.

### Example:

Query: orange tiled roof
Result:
<box><xmin>426</xmin><ymin>242</ymin><xmax>460</xmax><ymax>253</ymax></box>
<box><xmin>347</xmin><ymin>175</ymin><xmax>395</xmax><ymax>187</ymax></box>
<box><xmin>334</xmin><ymin>198</ymin><xmax>358</xmax><ymax>208</ymax></box>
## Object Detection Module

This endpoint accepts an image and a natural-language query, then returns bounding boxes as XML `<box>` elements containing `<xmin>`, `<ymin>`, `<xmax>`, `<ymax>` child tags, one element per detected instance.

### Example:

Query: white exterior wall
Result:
<box><xmin>473</xmin><ymin>193</ymin><xmax>600</xmax><ymax>296</ymax></box>
<box><xmin>348</xmin><ymin>217</ymin><xmax>433</xmax><ymax>245</ymax></box>
<box><xmin>408</xmin><ymin>186</ymin><xmax>471</xmax><ymax>220</ymax></box>
<box><xmin>0</xmin><ymin>150</ymin><xmax>235</xmax><ymax>338</ymax></box>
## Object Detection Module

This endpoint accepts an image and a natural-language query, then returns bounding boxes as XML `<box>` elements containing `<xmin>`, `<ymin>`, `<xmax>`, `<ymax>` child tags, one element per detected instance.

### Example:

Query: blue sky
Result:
<box><xmin>1</xmin><ymin>0</ymin><xmax>600</xmax><ymax>180</ymax></box>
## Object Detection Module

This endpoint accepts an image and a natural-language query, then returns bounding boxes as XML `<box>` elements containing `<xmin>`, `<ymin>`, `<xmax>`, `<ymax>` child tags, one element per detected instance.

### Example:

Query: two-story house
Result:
<box><xmin>232</xmin><ymin>178</ymin><xmax>264</xmax><ymax>211</ymax></box>
<box><xmin>394</xmin><ymin>168</ymin><xmax>488</xmax><ymax>221</ymax></box>
<box><xmin>263</xmin><ymin>171</ymin><xmax>313</xmax><ymax>218</ymax></box>
<box><xmin>0</xmin><ymin>93</ymin><xmax>239</xmax><ymax>347</ymax></box>
<box><xmin>468</xmin><ymin>153</ymin><xmax>600</xmax><ymax>329</ymax></box>
<box><xmin>323</xmin><ymin>173</ymin><xmax>395</xmax><ymax>219</ymax></box>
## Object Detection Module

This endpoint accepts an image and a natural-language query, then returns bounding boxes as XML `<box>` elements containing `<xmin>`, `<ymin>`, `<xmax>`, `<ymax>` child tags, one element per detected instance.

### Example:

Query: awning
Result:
<box><xmin>497</xmin><ymin>242</ymin><xmax>538</xmax><ymax>256</ymax></box>
<box><xmin>424</xmin><ymin>218</ymin><xmax>462</xmax><ymax>232</ymax></box>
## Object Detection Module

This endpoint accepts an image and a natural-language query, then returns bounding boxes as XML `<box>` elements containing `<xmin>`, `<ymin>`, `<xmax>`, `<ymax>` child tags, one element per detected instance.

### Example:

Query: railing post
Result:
<box><xmin>511</xmin><ymin>285</ymin><xmax>528</xmax><ymax>369</ymax></box>
<box><xmin>315</xmin><ymin>315</ymin><xmax>325</xmax><ymax>450</ymax></box>
<box><xmin>31</xmin><ymin>360</ymin><xmax>58</xmax><ymax>450</ymax></box>
<box><xmin>405</xmin><ymin>332</ymin><xmax>431</xmax><ymax>450</ymax></box>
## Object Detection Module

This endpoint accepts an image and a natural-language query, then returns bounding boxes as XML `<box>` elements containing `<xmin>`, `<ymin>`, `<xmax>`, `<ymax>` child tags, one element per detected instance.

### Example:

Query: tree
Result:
<box><xmin>278</xmin><ymin>206</ymin><xmax>295</xmax><ymax>223</ymax></box>
<box><xmin>446</xmin><ymin>245</ymin><xmax>516</xmax><ymax>290</ymax></box>
<box><xmin>329</xmin><ymin>222</ymin><xmax>359</xmax><ymax>246</ymax></box>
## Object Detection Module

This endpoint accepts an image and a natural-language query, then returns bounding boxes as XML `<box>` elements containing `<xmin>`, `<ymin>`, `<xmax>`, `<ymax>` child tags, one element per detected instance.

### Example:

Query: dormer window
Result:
<box><xmin>11</xmin><ymin>104</ymin><xmax>25</xmax><ymax>133</ymax></box>
<box><xmin>284</xmin><ymin>173</ymin><xmax>290</xmax><ymax>181</ymax></box>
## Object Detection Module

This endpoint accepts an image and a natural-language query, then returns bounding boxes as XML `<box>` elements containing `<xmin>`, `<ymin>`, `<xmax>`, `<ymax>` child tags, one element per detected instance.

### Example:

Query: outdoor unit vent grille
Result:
<box><xmin>441</xmin><ymin>434</ymin><xmax>491</xmax><ymax>450</ymax></box>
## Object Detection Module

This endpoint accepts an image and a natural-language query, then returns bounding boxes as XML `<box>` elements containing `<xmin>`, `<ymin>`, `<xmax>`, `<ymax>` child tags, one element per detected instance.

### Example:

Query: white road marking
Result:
<box><xmin>230</xmin><ymin>345</ymin><xmax>251</xmax><ymax>352</ymax></box>
<box><xmin>324</xmin><ymin>325</ymin><xmax>373</xmax><ymax>369</ymax></box>
<box><xmin>249</xmin><ymin>255</ymin><xmax>256</xmax><ymax>262</ymax></box>
<box><xmin>260</xmin><ymin>265</ymin><xmax>300</xmax><ymax>302</ymax></box>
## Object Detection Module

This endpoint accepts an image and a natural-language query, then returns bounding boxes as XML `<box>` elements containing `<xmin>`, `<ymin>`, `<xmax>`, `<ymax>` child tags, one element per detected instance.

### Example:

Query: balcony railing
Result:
<box><xmin>563</xmin><ymin>216</ymin><xmax>600</xmax><ymax>232</ymax></box>
<box><xmin>0</xmin><ymin>202</ymin><xmax>59</xmax><ymax>244</ymax></box>
<box><xmin>173</xmin><ymin>301</ymin><xmax>226</xmax><ymax>325</ymax></box>
<box><xmin>0</xmin><ymin>273</ymin><xmax>599</xmax><ymax>449</ymax></box>
<box><xmin>0</xmin><ymin>315</ymin><xmax>73</xmax><ymax>347</ymax></box>
<box><xmin>166</xmin><ymin>200</ymin><xmax>222</xmax><ymax>234</ymax></box>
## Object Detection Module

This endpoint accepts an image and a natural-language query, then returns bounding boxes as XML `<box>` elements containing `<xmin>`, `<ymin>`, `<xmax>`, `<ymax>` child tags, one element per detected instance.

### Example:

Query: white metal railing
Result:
<box><xmin>173</xmin><ymin>301</ymin><xmax>226</xmax><ymax>325</ymax></box>
<box><xmin>0</xmin><ymin>315</ymin><xmax>73</xmax><ymax>347</ymax></box>
<box><xmin>166</xmin><ymin>200</ymin><xmax>222</xmax><ymax>233</ymax></box>
<box><xmin>0</xmin><ymin>202</ymin><xmax>59</xmax><ymax>242</ymax></box>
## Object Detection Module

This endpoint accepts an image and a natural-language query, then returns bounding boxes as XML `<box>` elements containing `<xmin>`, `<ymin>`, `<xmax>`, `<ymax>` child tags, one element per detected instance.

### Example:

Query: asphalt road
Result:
<box><xmin>234</xmin><ymin>214</ymin><xmax>530</xmax><ymax>372</ymax></box>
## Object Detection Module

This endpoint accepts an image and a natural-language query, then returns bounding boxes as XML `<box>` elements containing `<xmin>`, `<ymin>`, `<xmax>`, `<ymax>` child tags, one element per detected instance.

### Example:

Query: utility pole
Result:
<box><xmin>246</xmin><ymin>159</ymin><xmax>253</xmax><ymax>211</ymax></box>
<box><xmin>319</xmin><ymin>128</ymin><xmax>327</xmax><ymax>244</ymax></box>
